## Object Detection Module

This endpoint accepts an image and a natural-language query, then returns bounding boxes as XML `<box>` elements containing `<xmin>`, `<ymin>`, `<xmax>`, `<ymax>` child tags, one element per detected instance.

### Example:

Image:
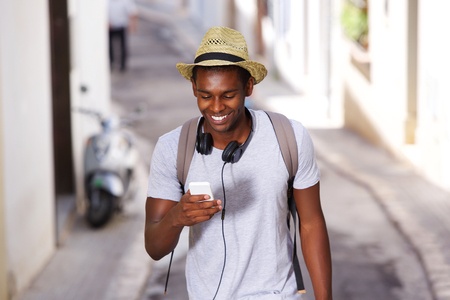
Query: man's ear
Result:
<box><xmin>245</xmin><ymin>77</ymin><xmax>255</xmax><ymax>97</ymax></box>
<box><xmin>191</xmin><ymin>78</ymin><xmax>197</xmax><ymax>97</ymax></box>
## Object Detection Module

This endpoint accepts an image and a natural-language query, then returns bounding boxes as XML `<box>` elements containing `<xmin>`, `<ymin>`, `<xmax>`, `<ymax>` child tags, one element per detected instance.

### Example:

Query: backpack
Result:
<box><xmin>170</xmin><ymin>111</ymin><xmax>305</xmax><ymax>294</ymax></box>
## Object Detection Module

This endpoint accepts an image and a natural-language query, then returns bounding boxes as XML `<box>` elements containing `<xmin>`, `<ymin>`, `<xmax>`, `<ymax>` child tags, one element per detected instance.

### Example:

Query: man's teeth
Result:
<box><xmin>212</xmin><ymin>115</ymin><xmax>227</xmax><ymax>121</ymax></box>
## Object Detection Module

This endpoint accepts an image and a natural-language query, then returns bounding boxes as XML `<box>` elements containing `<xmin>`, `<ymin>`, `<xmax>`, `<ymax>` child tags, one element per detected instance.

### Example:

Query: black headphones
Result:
<box><xmin>196</xmin><ymin>111</ymin><xmax>253</xmax><ymax>164</ymax></box>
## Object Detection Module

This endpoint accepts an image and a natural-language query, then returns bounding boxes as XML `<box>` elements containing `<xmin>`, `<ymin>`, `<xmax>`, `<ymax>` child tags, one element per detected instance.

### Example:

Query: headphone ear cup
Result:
<box><xmin>196</xmin><ymin>132</ymin><xmax>213</xmax><ymax>155</ymax></box>
<box><xmin>222</xmin><ymin>141</ymin><xmax>241</xmax><ymax>163</ymax></box>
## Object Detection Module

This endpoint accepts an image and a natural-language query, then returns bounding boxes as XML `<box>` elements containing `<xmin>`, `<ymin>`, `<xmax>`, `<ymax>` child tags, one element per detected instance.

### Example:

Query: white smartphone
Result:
<box><xmin>189</xmin><ymin>181</ymin><xmax>214</xmax><ymax>200</ymax></box>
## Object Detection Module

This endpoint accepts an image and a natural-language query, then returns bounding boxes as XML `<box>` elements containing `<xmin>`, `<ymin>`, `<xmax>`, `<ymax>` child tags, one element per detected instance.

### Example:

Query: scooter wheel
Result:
<box><xmin>86</xmin><ymin>189</ymin><xmax>115</xmax><ymax>228</ymax></box>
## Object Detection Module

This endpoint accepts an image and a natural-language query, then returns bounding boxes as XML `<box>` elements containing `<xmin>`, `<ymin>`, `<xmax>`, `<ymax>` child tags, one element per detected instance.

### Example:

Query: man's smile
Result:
<box><xmin>209</xmin><ymin>113</ymin><xmax>231</xmax><ymax>124</ymax></box>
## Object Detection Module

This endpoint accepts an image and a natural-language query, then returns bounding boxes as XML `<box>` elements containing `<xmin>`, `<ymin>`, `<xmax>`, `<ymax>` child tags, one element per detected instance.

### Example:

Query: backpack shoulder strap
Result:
<box><xmin>265</xmin><ymin>111</ymin><xmax>298</xmax><ymax>179</ymax></box>
<box><xmin>177</xmin><ymin>117</ymin><xmax>199</xmax><ymax>191</ymax></box>
<box><xmin>265</xmin><ymin>111</ymin><xmax>305</xmax><ymax>294</ymax></box>
<box><xmin>166</xmin><ymin>117</ymin><xmax>198</xmax><ymax>295</ymax></box>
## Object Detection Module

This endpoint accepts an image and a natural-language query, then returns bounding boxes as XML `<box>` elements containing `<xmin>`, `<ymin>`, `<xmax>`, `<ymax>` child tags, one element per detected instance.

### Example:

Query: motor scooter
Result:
<box><xmin>75</xmin><ymin>107</ymin><xmax>140</xmax><ymax>228</ymax></box>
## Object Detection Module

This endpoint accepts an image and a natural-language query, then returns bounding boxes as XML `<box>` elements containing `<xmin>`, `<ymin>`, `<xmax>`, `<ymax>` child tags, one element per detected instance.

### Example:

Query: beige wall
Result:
<box><xmin>0</xmin><ymin>0</ymin><xmax>56</xmax><ymax>295</ymax></box>
<box><xmin>0</xmin><ymin>0</ymin><xmax>111</xmax><ymax>296</ymax></box>
<box><xmin>342</xmin><ymin>0</ymin><xmax>450</xmax><ymax>191</ymax></box>
<box><xmin>343</xmin><ymin>0</ymin><xmax>411</xmax><ymax>150</ymax></box>
<box><xmin>416</xmin><ymin>1</ymin><xmax>450</xmax><ymax>189</ymax></box>
<box><xmin>0</xmin><ymin>54</ymin><xmax>8</xmax><ymax>300</ymax></box>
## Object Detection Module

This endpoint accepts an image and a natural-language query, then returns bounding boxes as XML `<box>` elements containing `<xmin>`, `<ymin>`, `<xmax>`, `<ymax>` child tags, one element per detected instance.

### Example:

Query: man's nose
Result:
<box><xmin>211</xmin><ymin>98</ymin><xmax>225</xmax><ymax>113</ymax></box>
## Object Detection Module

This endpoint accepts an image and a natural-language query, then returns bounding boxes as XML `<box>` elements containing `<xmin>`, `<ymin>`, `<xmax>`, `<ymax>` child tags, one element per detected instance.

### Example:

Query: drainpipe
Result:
<box><xmin>0</xmin><ymin>62</ymin><xmax>8</xmax><ymax>300</ymax></box>
<box><xmin>405</xmin><ymin>0</ymin><xmax>418</xmax><ymax>144</ymax></box>
<box><xmin>321</xmin><ymin>0</ymin><xmax>331</xmax><ymax>118</ymax></box>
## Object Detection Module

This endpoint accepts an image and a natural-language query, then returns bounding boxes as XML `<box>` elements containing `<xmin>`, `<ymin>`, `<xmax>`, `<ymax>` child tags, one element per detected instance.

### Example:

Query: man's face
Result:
<box><xmin>191</xmin><ymin>67</ymin><xmax>254</xmax><ymax>135</ymax></box>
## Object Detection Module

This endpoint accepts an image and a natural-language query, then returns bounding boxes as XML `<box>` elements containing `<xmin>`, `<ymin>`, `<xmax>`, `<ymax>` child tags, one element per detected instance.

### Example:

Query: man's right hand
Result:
<box><xmin>171</xmin><ymin>191</ymin><xmax>222</xmax><ymax>227</ymax></box>
<box><xmin>144</xmin><ymin>193</ymin><xmax>222</xmax><ymax>260</ymax></box>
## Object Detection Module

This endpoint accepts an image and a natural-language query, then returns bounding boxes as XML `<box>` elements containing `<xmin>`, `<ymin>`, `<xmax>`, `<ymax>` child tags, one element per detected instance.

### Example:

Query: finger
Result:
<box><xmin>199</xmin><ymin>199</ymin><xmax>222</xmax><ymax>210</ymax></box>
<box><xmin>195</xmin><ymin>207</ymin><xmax>220</xmax><ymax>222</ymax></box>
<box><xmin>189</xmin><ymin>194</ymin><xmax>211</xmax><ymax>203</ymax></box>
<box><xmin>185</xmin><ymin>207</ymin><xmax>223</xmax><ymax>225</ymax></box>
<box><xmin>182</xmin><ymin>190</ymin><xmax>207</xmax><ymax>203</ymax></box>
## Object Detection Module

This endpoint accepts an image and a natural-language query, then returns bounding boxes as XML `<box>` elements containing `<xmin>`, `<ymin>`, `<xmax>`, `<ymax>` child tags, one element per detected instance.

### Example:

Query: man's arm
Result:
<box><xmin>294</xmin><ymin>182</ymin><xmax>332</xmax><ymax>300</ymax></box>
<box><xmin>144</xmin><ymin>192</ymin><xmax>222</xmax><ymax>260</ymax></box>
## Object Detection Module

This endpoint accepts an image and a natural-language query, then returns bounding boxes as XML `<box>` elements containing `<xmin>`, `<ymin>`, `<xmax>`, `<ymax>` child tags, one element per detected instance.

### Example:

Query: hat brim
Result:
<box><xmin>176</xmin><ymin>59</ymin><xmax>267</xmax><ymax>84</ymax></box>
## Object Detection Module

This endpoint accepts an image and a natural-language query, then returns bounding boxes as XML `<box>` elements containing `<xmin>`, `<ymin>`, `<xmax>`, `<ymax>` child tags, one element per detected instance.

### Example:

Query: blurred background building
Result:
<box><xmin>0</xmin><ymin>0</ymin><xmax>449</xmax><ymax>298</ymax></box>
<box><xmin>340</xmin><ymin>0</ymin><xmax>450</xmax><ymax>193</ymax></box>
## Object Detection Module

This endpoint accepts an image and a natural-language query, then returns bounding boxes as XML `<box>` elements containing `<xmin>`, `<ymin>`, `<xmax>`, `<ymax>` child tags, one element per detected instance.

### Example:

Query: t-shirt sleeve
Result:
<box><xmin>291</xmin><ymin>120</ymin><xmax>320</xmax><ymax>189</ymax></box>
<box><xmin>147</xmin><ymin>128</ymin><xmax>183</xmax><ymax>201</ymax></box>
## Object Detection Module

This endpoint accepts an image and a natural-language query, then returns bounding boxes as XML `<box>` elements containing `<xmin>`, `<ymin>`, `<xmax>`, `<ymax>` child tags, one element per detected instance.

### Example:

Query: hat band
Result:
<box><xmin>194</xmin><ymin>52</ymin><xmax>245</xmax><ymax>63</ymax></box>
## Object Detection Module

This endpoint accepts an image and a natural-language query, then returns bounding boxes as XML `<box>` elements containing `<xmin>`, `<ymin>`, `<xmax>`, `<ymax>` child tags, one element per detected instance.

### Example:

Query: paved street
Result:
<box><xmin>17</xmin><ymin>1</ymin><xmax>450</xmax><ymax>300</ymax></box>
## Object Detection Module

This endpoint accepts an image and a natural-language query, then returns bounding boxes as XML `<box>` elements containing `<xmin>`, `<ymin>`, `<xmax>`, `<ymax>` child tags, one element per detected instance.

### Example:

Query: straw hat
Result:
<box><xmin>176</xmin><ymin>26</ymin><xmax>267</xmax><ymax>84</ymax></box>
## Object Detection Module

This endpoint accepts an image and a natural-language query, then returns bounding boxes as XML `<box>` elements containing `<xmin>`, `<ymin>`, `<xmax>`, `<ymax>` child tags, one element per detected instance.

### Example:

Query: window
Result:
<box><xmin>341</xmin><ymin>0</ymin><xmax>370</xmax><ymax>80</ymax></box>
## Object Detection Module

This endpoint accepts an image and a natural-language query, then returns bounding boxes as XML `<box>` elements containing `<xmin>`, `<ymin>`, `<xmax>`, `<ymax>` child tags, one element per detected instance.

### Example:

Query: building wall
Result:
<box><xmin>69</xmin><ymin>0</ymin><xmax>111</xmax><ymax>211</ymax></box>
<box><xmin>233</xmin><ymin>0</ymin><xmax>258</xmax><ymax>57</ymax></box>
<box><xmin>0</xmin><ymin>0</ymin><xmax>55</xmax><ymax>295</ymax></box>
<box><xmin>0</xmin><ymin>48</ymin><xmax>8</xmax><ymax>300</ymax></box>
<box><xmin>416</xmin><ymin>1</ymin><xmax>450</xmax><ymax>189</ymax></box>
<box><xmin>235</xmin><ymin>0</ymin><xmax>333</xmax><ymax>96</ymax></box>
<box><xmin>341</xmin><ymin>0</ymin><xmax>450</xmax><ymax>190</ymax></box>
<box><xmin>342</xmin><ymin>0</ymin><xmax>412</xmax><ymax>154</ymax></box>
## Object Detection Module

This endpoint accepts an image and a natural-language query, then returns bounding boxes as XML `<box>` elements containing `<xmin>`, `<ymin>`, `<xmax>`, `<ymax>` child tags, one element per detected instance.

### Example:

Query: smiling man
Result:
<box><xmin>144</xmin><ymin>26</ymin><xmax>332</xmax><ymax>300</ymax></box>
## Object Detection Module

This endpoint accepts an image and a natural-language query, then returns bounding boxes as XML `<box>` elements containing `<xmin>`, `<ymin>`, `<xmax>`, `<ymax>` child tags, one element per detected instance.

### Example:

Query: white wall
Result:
<box><xmin>234</xmin><ymin>0</ymin><xmax>258</xmax><ymax>57</ymax></box>
<box><xmin>0</xmin><ymin>0</ymin><xmax>111</xmax><ymax>295</ymax></box>
<box><xmin>369</xmin><ymin>0</ymin><xmax>409</xmax><ymax>147</ymax></box>
<box><xmin>416</xmin><ymin>1</ymin><xmax>450</xmax><ymax>189</ymax></box>
<box><xmin>69</xmin><ymin>0</ymin><xmax>111</xmax><ymax>211</ymax></box>
<box><xmin>0</xmin><ymin>0</ymin><xmax>55</xmax><ymax>294</ymax></box>
<box><xmin>0</xmin><ymin>47</ymin><xmax>8</xmax><ymax>300</ymax></box>
<box><xmin>257</xmin><ymin>0</ymin><xmax>325</xmax><ymax>94</ymax></box>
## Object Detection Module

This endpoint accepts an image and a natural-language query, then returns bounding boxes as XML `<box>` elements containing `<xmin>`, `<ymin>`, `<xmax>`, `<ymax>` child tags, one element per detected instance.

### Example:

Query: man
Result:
<box><xmin>108</xmin><ymin>0</ymin><xmax>138</xmax><ymax>71</ymax></box>
<box><xmin>145</xmin><ymin>26</ymin><xmax>332</xmax><ymax>299</ymax></box>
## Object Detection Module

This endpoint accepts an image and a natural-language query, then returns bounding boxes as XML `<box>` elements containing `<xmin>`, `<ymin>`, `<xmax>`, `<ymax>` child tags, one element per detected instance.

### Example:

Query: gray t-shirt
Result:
<box><xmin>147</xmin><ymin>109</ymin><xmax>320</xmax><ymax>299</ymax></box>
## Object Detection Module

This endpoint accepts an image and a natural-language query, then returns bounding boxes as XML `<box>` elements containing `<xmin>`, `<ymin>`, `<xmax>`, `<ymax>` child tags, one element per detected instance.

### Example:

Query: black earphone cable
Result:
<box><xmin>220</xmin><ymin>162</ymin><xmax>227</xmax><ymax>220</ymax></box>
<box><xmin>164</xmin><ymin>250</ymin><xmax>174</xmax><ymax>295</ymax></box>
<box><xmin>212</xmin><ymin>162</ymin><xmax>228</xmax><ymax>300</ymax></box>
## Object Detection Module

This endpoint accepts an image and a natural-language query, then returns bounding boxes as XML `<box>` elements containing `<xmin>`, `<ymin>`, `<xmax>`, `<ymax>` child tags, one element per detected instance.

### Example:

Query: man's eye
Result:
<box><xmin>224</xmin><ymin>94</ymin><xmax>235</xmax><ymax>99</ymax></box>
<box><xmin>201</xmin><ymin>95</ymin><xmax>211</xmax><ymax>99</ymax></box>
